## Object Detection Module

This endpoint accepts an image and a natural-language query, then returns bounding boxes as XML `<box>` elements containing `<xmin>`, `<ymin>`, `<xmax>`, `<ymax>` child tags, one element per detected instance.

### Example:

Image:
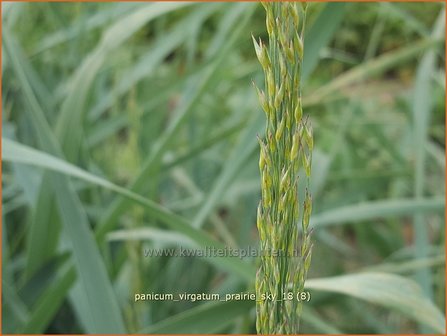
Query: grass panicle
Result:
<box><xmin>4</xmin><ymin>2</ymin><xmax>444</xmax><ymax>334</ymax></box>
<box><xmin>254</xmin><ymin>2</ymin><xmax>313</xmax><ymax>334</ymax></box>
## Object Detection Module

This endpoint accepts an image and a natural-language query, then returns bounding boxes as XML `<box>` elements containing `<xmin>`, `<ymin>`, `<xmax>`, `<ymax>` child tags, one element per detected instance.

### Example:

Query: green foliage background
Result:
<box><xmin>2</xmin><ymin>2</ymin><xmax>445</xmax><ymax>334</ymax></box>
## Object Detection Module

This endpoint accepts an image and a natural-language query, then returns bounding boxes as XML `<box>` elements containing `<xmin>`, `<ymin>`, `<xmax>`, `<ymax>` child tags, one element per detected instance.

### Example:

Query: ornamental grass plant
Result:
<box><xmin>2</xmin><ymin>2</ymin><xmax>445</xmax><ymax>334</ymax></box>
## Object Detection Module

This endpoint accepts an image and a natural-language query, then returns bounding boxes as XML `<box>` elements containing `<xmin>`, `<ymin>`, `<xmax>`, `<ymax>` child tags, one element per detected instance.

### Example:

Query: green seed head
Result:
<box><xmin>254</xmin><ymin>3</ymin><xmax>312</xmax><ymax>334</ymax></box>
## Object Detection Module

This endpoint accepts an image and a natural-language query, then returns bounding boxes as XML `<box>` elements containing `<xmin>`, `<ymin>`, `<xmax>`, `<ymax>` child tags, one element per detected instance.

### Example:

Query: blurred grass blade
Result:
<box><xmin>363</xmin><ymin>6</ymin><xmax>388</xmax><ymax>60</ymax></box>
<box><xmin>96</xmin><ymin>3</ymin><xmax>256</xmax><ymax>240</ymax></box>
<box><xmin>107</xmin><ymin>228</ymin><xmax>195</xmax><ymax>247</ymax></box>
<box><xmin>55</xmin><ymin>2</ymin><xmax>194</xmax><ymax>161</ymax></box>
<box><xmin>3</xmin><ymin>281</ymin><xmax>29</xmax><ymax>331</ymax></box>
<box><xmin>2</xmin><ymin>30</ymin><xmax>62</xmax><ymax>280</ymax></box>
<box><xmin>305</xmin><ymin>272</ymin><xmax>445</xmax><ymax>333</ymax></box>
<box><xmin>311</xmin><ymin>197</ymin><xmax>444</xmax><ymax>228</ymax></box>
<box><xmin>2</xmin><ymin>138</ymin><xmax>255</xmax><ymax>281</ymax></box>
<box><xmin>89</xmin><ymin>28</ymin><xmax>184</xmax><ymax>121</ymax></box>
<box><xmin>89</xmin><ymin>3</ymin><xmax>220</xmax><ymax>121</ymax></box>
<box><xmin>426</xmin><ymin>140</ymin><xmax>445</xmax><ymax>170</ymax></box>
<box><xmin>163</xmin><ymin>120</ymin><xmax>245</xmax><ymax>170</ymax></box>
<box><xmin>3</xmin><ymin>31</ymin><xmax>126</xmax><ymax>333</ymax></box>
<box><xmin>305</xmin><ymin>37</ymin><xmax>443</xmax><ymax>106</ymax></box>
<box><xmin>25</xmin><ymin>181</ymin><xmax>60</xmax><ymax>279</ymax></box>
<box><xmin>302</xmin><ymin>3</ymin><xmax>346</xmax><ymax>82</ymax></box>
<box><xmin>51</xmin><ymin>178</ymin><xmax>126</xmax><ymax>333</ymax></box>
<box><xmin>100</xmin><ymin>3</ymin><xmax>193</xmax><ymax>51</ymax></box>
<box><xmin>301</xmin><ymin>308</ymin><xmax>342</xmax><ymax>334</ymax></box>
<box><xmin>205</xmin><ymin>2</ymin><xmax>247</xmax><ymax>58</ymax></box>
<box><xmin>21</xmin><ymin>268</ymin><xmax>76</xmax><ymax>333</ymax></box>
<box><xmin>31</xmin><ymin>3</ymin><xmax>144</xmax><ymax>55</ymax></box>
<box><xmin>411</xmin><ymin>9</ymin><xmax>445</xmax><ymax>312</ymax></box>
<box><xmin>192</xmin><ymin>113</ymin><xmax>263</xmax><ymax>228</ymax></box>
<box><xmin>4</xmin><ymin>5</ymin><xmax>201</xmax><ymax>331</ymax></box>
<box><xmin>140</xmin><ymin>300</ymin><xmax>253</xmax><ymax>333</ymax></box>
<box><xmin>365</xmin><ymin>254</ymin><xmax>445</xmax><ymax>274</ymax></box>
<box><xmin>381</xmin><ymin>3</ymin><xmax>429</xmax><ymax>37</ymax></box>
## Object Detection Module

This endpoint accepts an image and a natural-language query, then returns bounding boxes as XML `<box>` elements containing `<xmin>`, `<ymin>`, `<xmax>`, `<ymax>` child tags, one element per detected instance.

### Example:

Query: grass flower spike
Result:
<box><xmin>254</xmin><ymin>2</ymin><xmax>313</xmax><ymax>334</ymax></box>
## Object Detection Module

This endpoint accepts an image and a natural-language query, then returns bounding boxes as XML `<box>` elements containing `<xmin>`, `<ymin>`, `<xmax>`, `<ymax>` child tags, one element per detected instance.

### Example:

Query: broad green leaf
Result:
<box><xmin>305</xmin><ymin>272</ymin><xmax>445</xmax><ymax>333</ymax></box>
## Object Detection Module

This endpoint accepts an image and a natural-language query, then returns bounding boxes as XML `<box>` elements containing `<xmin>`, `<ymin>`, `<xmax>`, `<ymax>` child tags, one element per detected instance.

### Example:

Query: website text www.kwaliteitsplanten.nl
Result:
<box><xmin>143</xmin><ymin>246</ymin><xmax>303</xmax><ymax>259</ymax></box>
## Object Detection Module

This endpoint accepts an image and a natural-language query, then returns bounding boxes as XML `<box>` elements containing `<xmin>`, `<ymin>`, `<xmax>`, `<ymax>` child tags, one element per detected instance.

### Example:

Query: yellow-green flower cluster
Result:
<box><xmin>254</xmin><ymin>2</ymin><xmax>313</xmax><ymax>334</ymax></box>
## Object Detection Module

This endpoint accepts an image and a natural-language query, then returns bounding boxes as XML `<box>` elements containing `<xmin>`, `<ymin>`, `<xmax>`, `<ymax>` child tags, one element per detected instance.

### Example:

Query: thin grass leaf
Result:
<box><xmin>2</xmin><ymin>281</ymin><xmax>29</xmax><ymax>331</ymax></box>
<box><xmin>163</xmin><ymin>120</ymin><xmax>245</xmax><ymax>170</ymax></box>
<box><xmin>411</xmin><ymin>9</ymin><xmax>445</xmax><ymax>314</ymax></box>
<box><xmin>88</xmin><ymin>3</ymin><xmax>220</xmax><ymax>122</ymax></box>
<box><xmin>140</xmin><ymin>300</ymin><xmax>253</xmax><ymax>334</ymax></box>
<box><xmin>301</xmin><ymin>308</ymin><xmax>343</xmax><ymax>334</ymax></box>
<box><xmin>107</xmin><ymin>228</ymin><xmax>195</xmax><ymax>247</ymax></box>
<box><xmin>192</xmin><ymin>113</ymin><xmax>263</xmax><ymax>228</ymax></box>
<box><xmin>31</xmin><ymin>3</ymin><xmax>144</xmax><ymax>56</ymax></box>
<box><xmin>20</xmin><ymin>268</ymin><xmax>76</xmax><ymax>333</ymax></box>
<box><xmin>2</xmin><ymin>138</ymin><xmax>255</xmax><ymax>281</ymax></box>
<box><xmin>3</xmin><ymin>31</ymin><xmax>126</xmax><ymax>333</ymax></box>
<box><xmin>96</xmin><ymin>3</ymin><xmax>256</xmax><ymax>241</ymax></box>
<box><xmin>364</xmin><ymin>254</ymin><xmax>445</xmax><ymax>274</ymax></box>
<box><xmin>2</xmin><ymin>31</ymin><xmax>64</xmax><ymax>281</ymax></box>
<box><xmin>304</xmin><ymin>37</ymin><xmax>443</xmax><ymax>107</ymax></box>
<box><xmin>311</xmin><ymin>197</ymin><xmax>445</xmax><ymax>228</ymax></box>
<box><xmin>55</xmin><ymin>2</ymin><xmax>195</xmax><ymax>161</ymax></box>
<box><xmin>381</xmin><ymin>3</ymin><xmax>429</xmax><ymax>37</ymax></box>
<box><xmin>302</xmin><ymin>3</ymin><xmax>346</xmax><ymax>82</ymax></box>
